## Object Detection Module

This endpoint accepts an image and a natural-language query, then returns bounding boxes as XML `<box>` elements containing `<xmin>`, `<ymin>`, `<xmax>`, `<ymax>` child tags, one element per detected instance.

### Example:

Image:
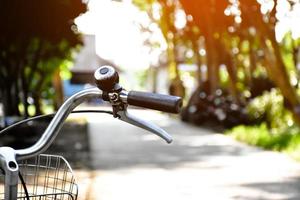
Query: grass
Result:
<box><xmin>225</xmin><ymin>123</ymin><xmax>300</xmax><ymax>161</ymax></box>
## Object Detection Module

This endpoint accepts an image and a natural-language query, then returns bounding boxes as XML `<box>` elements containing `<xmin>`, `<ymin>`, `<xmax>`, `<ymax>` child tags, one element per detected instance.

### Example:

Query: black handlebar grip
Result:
<box><xmin>127</xmin><ymin>91</ymin><xmax>182</xmax><ymax>113</ymax></box>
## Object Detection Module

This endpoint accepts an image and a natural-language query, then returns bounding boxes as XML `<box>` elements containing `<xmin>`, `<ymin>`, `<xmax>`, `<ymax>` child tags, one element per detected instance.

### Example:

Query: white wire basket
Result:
<box><xmin>0</xmin><ymin>154</ymin><xmax>78</xmax><ymax>200</ymax></box>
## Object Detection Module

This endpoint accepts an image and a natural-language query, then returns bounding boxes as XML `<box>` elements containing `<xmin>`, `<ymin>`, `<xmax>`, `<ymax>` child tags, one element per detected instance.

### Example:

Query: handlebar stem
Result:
<box><xmin>16</xmin><ymin>88</ymin><xmax>102</xmax><ymax>160</ymax></box>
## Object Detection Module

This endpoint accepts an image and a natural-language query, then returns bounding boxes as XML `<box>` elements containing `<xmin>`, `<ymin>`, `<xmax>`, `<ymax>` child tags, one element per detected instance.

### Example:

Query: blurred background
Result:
<box><xmin>1</xmin><ymin>0</ymin><xmax>300</xmax><ymax>199</ymax></box>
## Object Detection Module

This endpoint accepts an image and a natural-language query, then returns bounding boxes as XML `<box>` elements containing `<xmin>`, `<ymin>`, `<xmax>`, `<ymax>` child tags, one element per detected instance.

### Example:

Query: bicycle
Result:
<box><xmin>0</xmin><ymin>66</ymin><xmax>182</xmax><ymax>200</ymax></box>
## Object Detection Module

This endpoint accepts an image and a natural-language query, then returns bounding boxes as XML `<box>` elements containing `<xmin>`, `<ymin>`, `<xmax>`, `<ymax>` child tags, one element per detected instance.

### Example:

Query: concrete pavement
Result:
<box><xmin>74</xmin><ymin>110</ymin><xmax>300</xmax><ymax>200</ymax></box>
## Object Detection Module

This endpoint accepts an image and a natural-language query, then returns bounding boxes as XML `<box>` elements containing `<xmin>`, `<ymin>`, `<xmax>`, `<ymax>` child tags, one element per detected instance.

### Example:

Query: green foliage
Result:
<box><xmin>226</xmin><ymin>123</ymin><xmax>300</xmax><ymax>160</ymax></box>
<box><xmin>135</xmin><ymin>69</ymin><xmax>149</xmax><ymax>88</ymax></box>
<box><xmin>219</xmin><ymin>65</ymin><xmax>229</xmax><ymax>87</ymax></box>
<box><xmin>0</xmin><ymin>0</ymin><xmax>86</xmax><ymax>117</ymax></box>
<box><xmin>59</xmin><ymin>59</ymin><xmax>74</xmax><ymax>80</ymax></box>
<box><xmin>226</xmin><ymin>83</ymin><xmax>300</xmax><ymax>161</ymax></box>
<box><xmin>133</xmin><ymin>0</ymin><xmax>155</xmax><ymax>11</ymax></box>
<box><xmin>131</xmin><ymin>0</ymin><xmax>300</xmax><ymax>161</ymax></box>
<box><xmin>247</xmin><ymin>88</ymin><xmax>294</xmax><ymax>133</ymax></box>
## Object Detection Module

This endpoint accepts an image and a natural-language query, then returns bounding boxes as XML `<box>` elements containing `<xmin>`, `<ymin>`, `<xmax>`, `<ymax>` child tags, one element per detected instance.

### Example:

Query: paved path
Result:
<box><xmin>74</xmin><ymin>110</ymin><xmax>300</xmax><ymax>200</ymax></box>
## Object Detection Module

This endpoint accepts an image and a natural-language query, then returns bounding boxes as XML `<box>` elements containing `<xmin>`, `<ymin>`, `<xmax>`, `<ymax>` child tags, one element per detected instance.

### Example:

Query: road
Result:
<box><xmin>74</xmin><ymin>110</ymin><xmax>300</xmax><ymax>200</ymax></box>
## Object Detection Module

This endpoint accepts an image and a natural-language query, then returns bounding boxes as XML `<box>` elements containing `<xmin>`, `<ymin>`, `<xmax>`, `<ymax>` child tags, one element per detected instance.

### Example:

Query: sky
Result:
<box><xmin>75</xmin><ymin>0</ymin><xmax>162</xmax><ymax>71</ymax></box>
<box><xmin>275</xmin><ymin>0</ymin><xmax>300</xmax><ymax>41</ymax></box>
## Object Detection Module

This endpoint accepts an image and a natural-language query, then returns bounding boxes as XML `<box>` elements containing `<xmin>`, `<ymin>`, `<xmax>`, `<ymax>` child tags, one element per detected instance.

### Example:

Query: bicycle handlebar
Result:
<box><xmin>0</xmin><ymin>65</ymin><xmax>182</xmax><ymax>200</ymax></box>
<box><xmin>14</xmin><ymin>66</ymin><xmax>182</xmax><ymax>160</ymax></box>
<box><xmin>128</xmin><ymin>91</ymin><xmax>182</xmax><ymax>113</ymax></box>
<box><xmin>15</xmin><ymin>88</ymin><xmax>103</xmax><ymax>160</ymax></box>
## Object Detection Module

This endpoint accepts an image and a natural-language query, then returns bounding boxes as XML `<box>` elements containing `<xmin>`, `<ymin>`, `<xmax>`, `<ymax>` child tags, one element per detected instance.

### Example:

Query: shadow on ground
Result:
<box><xmin>87</xmin><ymin>116</ymin><xmax>260</xmax><ymax>170</ymax></box>
<box><xmin>231</xmin><ymin>176</ymin><xmax>300</xmax><ymax>200</ymax></box>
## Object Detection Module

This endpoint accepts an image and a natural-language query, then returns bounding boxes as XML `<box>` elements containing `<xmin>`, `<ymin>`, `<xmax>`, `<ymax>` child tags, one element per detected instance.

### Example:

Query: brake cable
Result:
<box><xmin>0</xmin><ymin>110</ymin><xmax>114</xmax><ymax>136</ymax></box>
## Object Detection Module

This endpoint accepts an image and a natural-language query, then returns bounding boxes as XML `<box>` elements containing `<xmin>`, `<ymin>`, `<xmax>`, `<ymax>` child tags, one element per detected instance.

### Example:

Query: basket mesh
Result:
<box><xmin>0</xmin><ymin>154</ymin><xmax>78</xmax><ymax>200</ymax></box>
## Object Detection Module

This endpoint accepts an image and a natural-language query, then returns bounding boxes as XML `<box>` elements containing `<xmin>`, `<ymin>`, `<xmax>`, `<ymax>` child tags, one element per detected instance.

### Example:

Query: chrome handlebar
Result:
<box><xmin>1</xmin><ymin>65</ymin><xmax>176</xmax><ymax>161</ymax></box>
<box><xmin>15</xmin><ymin>87</ymin><xmax>102</xmax><ymax>160</ymax></box>
<box><xmin>16</xmin><ymin>87</ymin><xmax>173</xmax><ymax>160</ymax></box>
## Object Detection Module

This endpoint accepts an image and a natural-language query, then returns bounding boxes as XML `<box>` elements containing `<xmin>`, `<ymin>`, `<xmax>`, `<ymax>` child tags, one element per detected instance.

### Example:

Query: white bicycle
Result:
<box><xmin>0</xmin><ymin>66</ymin><xmax>182</xmax><ymax>200</ymax></box>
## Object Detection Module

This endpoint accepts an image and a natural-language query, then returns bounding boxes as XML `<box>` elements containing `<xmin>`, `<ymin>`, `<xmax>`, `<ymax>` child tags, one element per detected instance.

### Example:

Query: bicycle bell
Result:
<box><xmin>94</xmin><ymin>65</ymin><xmax>121</xmax><ymax>92</ymax></box>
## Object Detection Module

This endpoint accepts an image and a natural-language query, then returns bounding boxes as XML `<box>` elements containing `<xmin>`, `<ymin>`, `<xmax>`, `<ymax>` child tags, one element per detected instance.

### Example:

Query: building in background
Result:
<box><xmin>63</xmin><ymin>34</ymin><xmax>119</xmax><ymax>99</ymax></box>
<box><xmin>71</xmin><ymin>34</ymin><xmax>117</xmax><ymax>85</ymax></box>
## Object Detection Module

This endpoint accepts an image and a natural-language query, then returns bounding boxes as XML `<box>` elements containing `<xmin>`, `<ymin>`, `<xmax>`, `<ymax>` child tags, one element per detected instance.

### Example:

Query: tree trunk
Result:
<box><xmin>261</xmin><ymin>40</ymin><xmax>300</xmax><ymax>120</ymax></box>
<box><xmin>32</xmin><ymin>76</ymin><xmax>44</xmax><ymax>116</ymax></box>
<box><xmin>1</xmin><ymin>81</ymin><xmax>20</xmax><ymax>117</ymax></box>
<box><xmin>52</xmin><ymin>69</ymin><xmax>64</xmax><ymax>110</ymax></box>
<box><xmin>20</xmin><ymin>70</ymin><xmax>29</xmax><ymax>118</ymax></box>
<box><xmin>179</xmin><ymin>0</ymin><xmax>219</xmax><ymax>94</ymax></box>
<box><xmin>32</xmin><ymin>92</ymin><xmax>42</xmax><ymax>116</ymax></box>
<box><xmin>191</xmin><ymin>36</ymin><xmax>203</xmax><ymax>86</ymax></box>
<box><xmin>249</xmin><ymin>38</ymin><xmax>257</xmax><ymax>88</ymax></box>
<box><xmin>205</xmin><ymin>35</ymin><xmax>220</xmax><ymax>94</ymax></box>
<box><xmin>223</xmin><ymin>49</ymin><xmax>239</xmax><ymax>102</ymax></box>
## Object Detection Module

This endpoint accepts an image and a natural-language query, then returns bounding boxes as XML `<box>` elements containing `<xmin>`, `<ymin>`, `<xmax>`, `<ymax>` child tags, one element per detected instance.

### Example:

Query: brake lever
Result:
<box><xmin>116</xmin><ymin>109</ymin><xmax>173</xmax><ymax>144</ymax></box>
<box><xmin>94</xmin><ymin>66</ymin><xmax>173</xmax><ymax>144</ymax></box>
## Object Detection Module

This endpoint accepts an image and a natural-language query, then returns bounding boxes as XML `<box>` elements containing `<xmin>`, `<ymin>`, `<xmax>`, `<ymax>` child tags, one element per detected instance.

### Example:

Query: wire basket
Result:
<box><xmin>0</xmin><ymin>154</ymin><xmax>78</xmax><ymax>200</ymax></box>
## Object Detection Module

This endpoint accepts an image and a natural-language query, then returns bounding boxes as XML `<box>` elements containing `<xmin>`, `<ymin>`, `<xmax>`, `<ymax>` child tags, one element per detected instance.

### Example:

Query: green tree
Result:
<box><xmin>134</xmin><ymin>0</ymin><xmax>300</xmax><ymax>124</ymax></box>
<box><xmin>0</xmin><ymin>0</ymin><xmax>86</xmax><ymax>118</ymax></box>
<box><xmin>238</xmin><ymin>0</ymin><xmax>300</xmax><ymax>122</ymax></box>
